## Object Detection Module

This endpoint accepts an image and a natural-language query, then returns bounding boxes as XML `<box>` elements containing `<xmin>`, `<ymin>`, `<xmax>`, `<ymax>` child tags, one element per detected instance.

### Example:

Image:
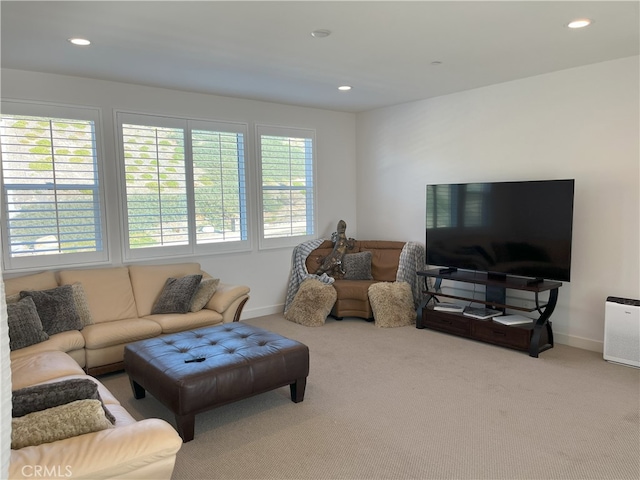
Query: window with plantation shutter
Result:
<box><xmin>192</xmin><ymin>127</ymin><xmax>247</xmax><ymax>245</ymax></box>
<box><xmin>0</xmin><ymin>102</ymin><xmax>108</xmax><ymax>271</ymax></box>
<box><xmin>117</xmin><ymin>112</ymin><xmax>248</xmax><ymax>260</ymax></box>
<box><xmin>257</xmin><ymin>125</ymin><xmax>315</xmax><ymax>249</ymax></box>
<box><xmin>121</xmin><ymin>122</ymin><xmax>189</xmax><ymax>251</ymax></box>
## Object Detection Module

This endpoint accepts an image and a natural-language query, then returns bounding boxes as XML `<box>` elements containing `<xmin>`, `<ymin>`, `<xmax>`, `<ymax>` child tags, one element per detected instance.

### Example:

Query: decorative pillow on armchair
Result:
<box><xmin>152</xmin><ymin>274</ymin><xmax>203</xmax><ymax>314</ymax></box>
<box><xmin>342</xmin><ymin>251</ymin><xmax>374</xmax><ymax>280</ymax></box>
<box><xmin>7</xmin><ymin>297</ymin><xmax>49</xmax><ymax>351</ymax></box>
<box><xmin>20</xmin><ymin>285</ymin><xmax>82</xmax><ymax>335</ymax></box>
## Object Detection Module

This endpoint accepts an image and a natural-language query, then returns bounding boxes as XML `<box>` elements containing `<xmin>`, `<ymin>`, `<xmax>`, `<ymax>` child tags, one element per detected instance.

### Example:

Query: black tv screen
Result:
<box><xmin>426</xmin><ymin>179</ymin><xmax>575</xmax><ymax>282</ymax></box>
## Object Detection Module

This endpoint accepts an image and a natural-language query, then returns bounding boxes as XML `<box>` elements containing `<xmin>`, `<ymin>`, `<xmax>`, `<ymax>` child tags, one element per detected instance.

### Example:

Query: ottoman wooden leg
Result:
<box><xmin>130</xmin><ymin>379</ymin><xmax>146</xmax><ymax>399</ymax></box>
<box><xmin>175</xmin><ymin>413</ymin><xmax>195</xmax><ymax>442</ymax></box>
<box><xmin>290</xmin><ymin>377</ymin><xmax>307</xmax><ymax>403</ymax></box>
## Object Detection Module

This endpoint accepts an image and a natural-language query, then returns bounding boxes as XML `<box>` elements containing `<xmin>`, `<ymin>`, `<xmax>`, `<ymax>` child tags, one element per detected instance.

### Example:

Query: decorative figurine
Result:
<box><xmin>315</xmin><ymin>220</ymin><xmax>355</xmax><ymax>277</ymax></box>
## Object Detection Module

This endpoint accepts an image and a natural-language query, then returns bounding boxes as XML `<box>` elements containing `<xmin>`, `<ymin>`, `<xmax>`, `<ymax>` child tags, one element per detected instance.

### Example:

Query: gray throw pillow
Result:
<box><xmin>12</xmin><ymin>378</ymin><xmax>116</xmax><ymax>424</ymax></box>
<box><xmin>7</xmin><ymin>297</ymin><xmax>49</xmax><ymax>351</ymax></box>
<box><xmin>152</xmin><ymin>274</ymin><xmax>203</xmax><ymax>314</ymax></box>
<box><xmin>343</xmin><ymin>251</ymin><xmax>374</xmax><ymax>280</ymax></box>
<box><xmin>20</xmin><ymin>285</ymin><xmax>82</xmax><ymax>336</ymax></box>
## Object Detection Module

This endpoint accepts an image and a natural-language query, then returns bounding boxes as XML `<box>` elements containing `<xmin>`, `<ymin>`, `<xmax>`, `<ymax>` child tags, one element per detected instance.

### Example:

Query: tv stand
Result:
<box><xmin>438</xmin><ymin>267</ymin><xmax>458</xmax><ymax>274</ymax></box>
<box><xmin>417</xmin><ymin>269</ymin><xmax>562</xmax><ymax>357</ymax></box>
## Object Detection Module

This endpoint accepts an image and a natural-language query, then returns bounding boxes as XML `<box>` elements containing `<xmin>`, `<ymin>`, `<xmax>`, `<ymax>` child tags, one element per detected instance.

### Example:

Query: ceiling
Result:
<box><xmin>2</xmin><ymin>1</ymin><xmax>639</xmax><ymax>113</ymax></box>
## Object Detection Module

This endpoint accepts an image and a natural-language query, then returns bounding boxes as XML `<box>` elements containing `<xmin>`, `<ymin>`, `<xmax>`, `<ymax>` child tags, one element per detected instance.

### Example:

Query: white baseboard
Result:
<box><xmin>242</xmin><ymin>303</ymin><xmax>606</xmax><ymax>355</ymax></box>
<box><xmin>554</xmin><ymin>332</ymin><xmax>603</xmax><ymax>353</ymax></box>
<box><xmin>242</xmin><ymin>304</ymin><xmax>284</xmax><ymax>319</ymax></box>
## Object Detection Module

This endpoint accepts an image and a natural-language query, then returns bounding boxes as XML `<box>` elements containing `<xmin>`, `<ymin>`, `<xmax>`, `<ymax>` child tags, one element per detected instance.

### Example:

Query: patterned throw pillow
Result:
<box><xmin>152</xmin><ymin>274</ymin><xmax>203</xmax><ymax>314</ymax></box>
<box><xmin>11</xmin><ymin>399</ymin><xmax>114</xmax><ymax>449</ymax></box>
<box><xmin>342</xmin><ymin>251</ymin><xmax>374</xmax><ymax>280</ymax></box>
<box><xmin>284</xmin><ymin>278</ymin><xmax>337</xmax><ymax>327</ymax></box>
<box><xmin>7</xmin><ymin>297</ymin><xmax>49</xmax><ymax>351</ymax></box>
<box><xmin>368</xmin><ymin>281</ymin><xmax>416</xmax><ymax>328</ymax></box>
<box><xmin>5</xmin><ymin>293</ymin><xmax>21</xmax><ymax>304</ymax></box>
<box><xmin>190</xmin><ymin>277</ymin><xmax>220</xmax><ymax>312</ymax></box>
<box><xmin>71</xmin><ymin>282</ymin><xmax>94</xmax><ymax>326</ymax></box>
<box><xmin>20</xmin><ymin>285</ymin><xmax>82</xmax><ymax>336</ymax></box>
<box><xmin>12</xmin><ymin>378</ymin><xmax>116</xmax><ymax>424</ymax></box>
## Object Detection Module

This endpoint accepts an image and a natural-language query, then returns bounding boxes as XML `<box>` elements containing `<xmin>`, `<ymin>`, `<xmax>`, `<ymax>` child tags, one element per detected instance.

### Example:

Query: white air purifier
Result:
<box><xmin>603</xmin><ymin>296</ymin><xmax>640</xmax><ymax>368</ymax></box>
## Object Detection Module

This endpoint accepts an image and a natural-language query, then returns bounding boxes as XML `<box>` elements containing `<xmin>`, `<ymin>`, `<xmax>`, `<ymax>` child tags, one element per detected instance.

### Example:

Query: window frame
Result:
<box><xmin>115</xmin><ymin>111</ymin><xmax>251</xmax><ymax>262</ymax></box>
<box><xmin>0</xmin><ymin>100</ymin><xmax>109</xmax><ymax>272</ymax></box>
<box><xmin>256</xmin><ymin>124</ymin><xmax>317</xmax><ymax>250</ymax></box>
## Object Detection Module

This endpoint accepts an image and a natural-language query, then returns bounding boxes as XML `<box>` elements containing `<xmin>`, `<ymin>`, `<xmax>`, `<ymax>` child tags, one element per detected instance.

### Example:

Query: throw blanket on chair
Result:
<box><xmin>284</xmin><ymin>239</ymin><xmax>335</xmax><ymax>314</ymax></box>
<box><xmin>396</xmin><ymin>241</ymin><xmax>427</xmax><ymax>309</ymax></box>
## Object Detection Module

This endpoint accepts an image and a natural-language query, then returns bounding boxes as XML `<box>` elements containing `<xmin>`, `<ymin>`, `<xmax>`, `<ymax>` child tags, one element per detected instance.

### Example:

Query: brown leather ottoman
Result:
<box><xmin>123</xmin><ymin>322</ymin><xmax>309</xmax><ymax>442</ymax></box>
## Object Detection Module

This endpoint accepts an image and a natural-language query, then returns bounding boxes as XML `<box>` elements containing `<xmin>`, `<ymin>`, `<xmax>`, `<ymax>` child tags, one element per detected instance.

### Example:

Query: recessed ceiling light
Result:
<box><xmin>338</xmin><ymin>86</ymin><xmax>352</xmax><ymax>91</ymax></box>
<box><xmin>567</xmin><ymin>19</ymin><xmax>592</xmax><ymax>29</ymax></box>
<box><xmin>430</xmin><ymin>61</ymin><xmax>443</xmax><ymax>66</ymax></box>
<box><xmin>68</xmin><ymin>37</ymin><xmax>91</xmax><ymax>46</ymax></box>
<box><xmin>311</xmin><ymin>29</ymin><xmax>331</xmax><ymax>38</ymax></box>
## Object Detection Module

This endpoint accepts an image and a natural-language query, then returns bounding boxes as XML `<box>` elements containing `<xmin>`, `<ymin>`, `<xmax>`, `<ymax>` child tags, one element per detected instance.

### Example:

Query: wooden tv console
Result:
<box><xmin>416</xmin><ymin>269</ymin><xmax>562</xmax><ymax>357</ymax></box>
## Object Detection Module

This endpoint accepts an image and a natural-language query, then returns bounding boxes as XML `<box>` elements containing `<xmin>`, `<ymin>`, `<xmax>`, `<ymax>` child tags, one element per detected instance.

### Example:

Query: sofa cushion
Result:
<box><xmin>20</xmin><ymin>285</ymin><xmax>83</xmax><ymax>336</ymax></box>
<box><xmin>190</xmin><ymin>277</ymin><xmax>220</xmax><ymax>312</ymax></box>
<box><xmin>58</xmin><ymin>267</ymin><xmax>138</xmax><ymax>323</ymax></box>
<box><xmin>9</xmin><ymin>330</ymin><xmax>85</xmax><ymax>363</ymax></box>
<box><xmin>332</xmin><ymin>279</ymin><xmax>378</xmax><ymax>302</ymax></box>
<box><xmin>145</xmin><ymin>309</ymin><xmax>224</xmax><ymax>334</ymax></box>
<box><xmin>129</xmin><ymin>263</ymin><xmax>203</xmax><ymax>317</ymax></box>
<box><xmin>11</xmin><ymin>399</ymin><xmax>114</xmax><ymax>449</ymax></box>
<box><xmin>342</xmin><ymin>251</ymin><xmax>374</xmax><ymax>280</ymax></box>
<box><xmin>7</xmin><ymin>297</ymin><xmax>49</xmax><ymax>351</ymax></box>
<box><xmin>152</xmin><ymin>274</ymin><xmax>202</xmax><ymax>314</ymax></box>
<box><xmin>3</xmin><ymin>270</ymin><xmax>58</xmax><ymax>297</ymax></box>
<box><xmin>11</xmin><ymin>351</ymin><xmax>86</xmax><ymax>391</ymax></box>
<box><xmin>81</xmin><ymin>318</ymin><xmax>162</xmax><ymax>350</ymax></box>
<box><xmin>361</xmin><ymin>243</ymin><xmax>405</xmax><ymax>281</ymax></box>
<box><xmin>12</xmin><ymin>378</ymin><xmax>116</xmax><ymax>424</ymax></box>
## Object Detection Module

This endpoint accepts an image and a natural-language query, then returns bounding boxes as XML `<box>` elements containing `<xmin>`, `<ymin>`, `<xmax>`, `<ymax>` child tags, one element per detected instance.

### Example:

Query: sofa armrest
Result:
<box><xmin>205</xmin><ymin>283</ymin><xmax>250</xmax><ymax>314</ymax></box>
<box><xmin>10</xmin><ymin>418</ymin><xmax>182</xmax><ymax>480</ymax></box>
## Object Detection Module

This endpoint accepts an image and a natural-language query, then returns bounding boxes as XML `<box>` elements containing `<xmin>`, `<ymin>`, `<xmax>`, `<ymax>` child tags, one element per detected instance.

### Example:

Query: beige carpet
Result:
<box><xmin>100</xmin><ymin>314</ymin><xmax>640</xmax><ymax>480</ymax></box>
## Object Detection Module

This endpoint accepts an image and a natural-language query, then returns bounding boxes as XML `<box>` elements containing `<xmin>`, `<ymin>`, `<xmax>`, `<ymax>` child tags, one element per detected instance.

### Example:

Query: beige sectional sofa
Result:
<box><xmin>6</xmin><ymin>262</ymin><xmax>250</xmax><ymax>374</ymax></box>
<box><xmin>9</xmin><ymin>350</ymin><xmax>183</xmax><ymax>479</ymax></box>
<box><xmin>6</xmin><ymin>262</ymin><xmax>250</xmax><ymax>479</ymax></box>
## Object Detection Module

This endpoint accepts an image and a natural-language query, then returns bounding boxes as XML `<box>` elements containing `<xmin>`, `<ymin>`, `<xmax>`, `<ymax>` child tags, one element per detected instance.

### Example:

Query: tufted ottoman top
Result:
<box><xmin>124</xmin><ymin>322</ymin><xmax>309</xmax><ymax>418</ymax></box>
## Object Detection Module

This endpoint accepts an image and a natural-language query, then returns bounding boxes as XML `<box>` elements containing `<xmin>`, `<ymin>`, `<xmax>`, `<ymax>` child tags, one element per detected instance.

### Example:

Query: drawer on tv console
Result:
<box><xmin>471</xmin><ymin>321</ymin><xmax>537</xmax><ymax>350</ymax></box>
<box><xmin>423</xmin><ymin>309</ymin><xmax>471</xmax><ymax>337</ymax></box>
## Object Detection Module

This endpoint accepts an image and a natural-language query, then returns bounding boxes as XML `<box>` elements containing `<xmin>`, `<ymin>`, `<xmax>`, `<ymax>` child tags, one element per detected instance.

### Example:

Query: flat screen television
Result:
<box><xmin>426</xmin><ymin>179</ymin><xmax>575</xmax><ymax>282</ymax></box>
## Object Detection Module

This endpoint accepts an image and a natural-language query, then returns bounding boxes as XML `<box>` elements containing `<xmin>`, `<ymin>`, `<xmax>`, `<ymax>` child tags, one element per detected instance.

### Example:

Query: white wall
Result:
<box><xmin>0</xmin><ymin>69</ymin><xmax>358</xmax><ymax>317</ymax></box>
<box><xmin>356</xmin><ymin>56</ymin><xmax>640</xmax><ymax>351</ymax></box>
<box><xmin>3</xmin><ymin>57</ymin><xmax>639</xmax><ymax>350</ymax></box>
